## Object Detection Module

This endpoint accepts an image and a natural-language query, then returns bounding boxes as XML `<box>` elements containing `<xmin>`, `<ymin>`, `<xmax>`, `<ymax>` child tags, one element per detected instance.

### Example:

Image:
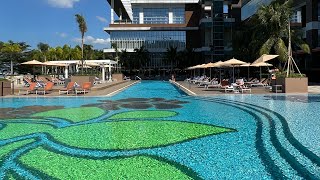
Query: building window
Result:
<box><xmin>110</xmin><ymin>31</ymin><xmax>186</xmax><ymax>50</ymax></box>
<box><xmin>132</xmin><ymin>8</ymin><xmax>139</xmax><ymax>24</ymax></box>
<box><xmin>173</xmin><ymin>8</ymin><xmax>185</xmax><ymax>24</ymax></box>
<box><xmin>144</xmin><ymin>8</ymin><xmax>169</xmax><ymax>24</ymax></box>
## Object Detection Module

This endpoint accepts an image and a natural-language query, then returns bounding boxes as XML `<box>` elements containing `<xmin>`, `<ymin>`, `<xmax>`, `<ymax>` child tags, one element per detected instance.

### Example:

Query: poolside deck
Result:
<box><xmin>10</xmin><ymin>80</ymin><xmax>139</xmax><ymax>97</ymax></box>
<box><xmin>172</xmin><ymin>81</ymin><xmax>320</xmax><ymax>96</ymax></box>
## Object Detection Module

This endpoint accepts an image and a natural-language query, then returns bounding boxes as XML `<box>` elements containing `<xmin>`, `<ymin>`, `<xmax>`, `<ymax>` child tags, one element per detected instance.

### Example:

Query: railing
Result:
<box><xmin>135</xmin><ymin>76</ymin><xmax>142</xmax><ymax>80</ymax></box>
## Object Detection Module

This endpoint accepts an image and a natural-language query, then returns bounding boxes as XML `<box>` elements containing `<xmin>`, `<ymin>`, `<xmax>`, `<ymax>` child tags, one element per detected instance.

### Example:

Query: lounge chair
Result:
<box><xmin>36</xmin><ymin>82</ymin><xmax>54</xmax><ymax>95</ymax></box>
<box><xmin>75</xmin><ymin>82</ymin><xmax>92</xmax><ymax>95</ymax></box>
<box><xmin>251</xmin><ymin>78</ymin><xmax>268</xmax><ymax>87</ymax></box>
<box><xmin>240</xmin><ymin>85</ymin><xmax>252</xmax><ymax>93</ymax></box>
<box><xmin>18</xmin><ymin>82</ymin><xmax>37</xmax><ymax>95</ymax></box>
<box><xmin>59</xmin><ymin>82</ymin><xmax>75</xmax><ymax>95</ymax></box>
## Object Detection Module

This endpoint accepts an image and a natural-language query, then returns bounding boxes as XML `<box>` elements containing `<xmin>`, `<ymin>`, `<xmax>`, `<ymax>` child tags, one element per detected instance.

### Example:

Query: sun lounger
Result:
<box><xmin>75</xmin><ymin>82</ymin><xmax>92</xmax><ymax>95</ymax></box>
<box><xmin>18</xmin><ymin>82</ymin><xmax>37</xmax><ymax>95</ymax></box>
<box><xmin>36</xmin><ymin>82</ymin><xmax>54</xmax><ymax>95</ymax></box>
<box><xmin>251</xmin><ymin>78</ymin><xmax>268</xmax><ymax>87</ymax></box>
<box><xmin>59</xmin><ymin>82</ymin><xmax>75</xmax><ymax>95</ymax></box>
<box><xmin>240</xmin><ymin>86</ymin><xmax>252</xmax><ymax>93</ymax></box>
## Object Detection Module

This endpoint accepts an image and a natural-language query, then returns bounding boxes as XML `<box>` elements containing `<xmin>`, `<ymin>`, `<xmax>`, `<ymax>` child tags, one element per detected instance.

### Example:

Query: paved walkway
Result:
<box><xmin>172</xmin><ymin>81</ymin><xmax>320</xmax><ymax>96</ymax></box>
<box><xmin>8</xmin><ymin>80</ymin><xmax>139</xmax><ymax>97</ymax></box>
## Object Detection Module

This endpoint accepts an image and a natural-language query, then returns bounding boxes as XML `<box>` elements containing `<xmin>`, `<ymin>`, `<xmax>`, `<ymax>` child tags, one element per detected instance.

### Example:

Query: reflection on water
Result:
<box><xmin>264</xmin><ymin>95</ymin><xmax>320</xmax><ymax>103</ymax></box>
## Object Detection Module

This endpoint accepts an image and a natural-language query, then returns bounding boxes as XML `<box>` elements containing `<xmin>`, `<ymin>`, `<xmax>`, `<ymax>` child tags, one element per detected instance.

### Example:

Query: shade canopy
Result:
<box><xmin>252</xmin><ymin>54</ymin><xmax>279</xmax><ymax>64</ymax></box>
<box><xmin>251</xmin><ymin>62</ymin><xmax>273</xmax><ymax>67</ymax></box>
<box><xmin>240</xmin><ymin>63</ymin><xmax>251</xmax><ymax>67</ymax></box>
<box><xmin>43</xmin><ymin>62</ymin><xmax>66</xmax><ymax>67</ymax></box>
<box><xmin>204</xmin><ymin>61</ymin><xmax>224</xmax><ymax>68</ymax></box>
<box><xmin>21</xmin><ymin>60</ymin><xmax>44</xmax><ymax>65</ymax></box>
<box><xmin>222</xmin><ymin>58</ymin><xmax>247</xmax><ymax>66</ymax></box>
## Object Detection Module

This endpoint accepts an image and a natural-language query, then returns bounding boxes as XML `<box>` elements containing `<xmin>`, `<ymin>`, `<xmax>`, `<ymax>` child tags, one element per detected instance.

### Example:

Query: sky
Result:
<box><xmin>0</xmin><ymin>0</ymin><xmax>112</xmax><ymax>49</ymax></box>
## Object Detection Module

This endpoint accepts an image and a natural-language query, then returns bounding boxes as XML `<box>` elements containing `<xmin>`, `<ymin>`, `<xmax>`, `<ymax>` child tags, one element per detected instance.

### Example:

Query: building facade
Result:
<box><xmin>104</xmin><ymin>0</ymin><xmax>240</xmax><ymax>69</ymax></box>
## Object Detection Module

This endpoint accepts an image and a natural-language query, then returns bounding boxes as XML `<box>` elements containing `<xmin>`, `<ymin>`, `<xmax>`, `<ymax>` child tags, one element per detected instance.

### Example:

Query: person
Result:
<box><xmin>171</xmin><ymin>74</ymin><xmax>175</xmax><ymax>81</ymax></box>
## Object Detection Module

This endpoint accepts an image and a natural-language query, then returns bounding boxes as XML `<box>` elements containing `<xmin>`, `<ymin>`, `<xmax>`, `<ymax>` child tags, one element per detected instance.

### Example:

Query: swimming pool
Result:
<box><xmin>0</xmin><ymin>81</ymin><xmax>319</xmax><ymax>179</ymax></box>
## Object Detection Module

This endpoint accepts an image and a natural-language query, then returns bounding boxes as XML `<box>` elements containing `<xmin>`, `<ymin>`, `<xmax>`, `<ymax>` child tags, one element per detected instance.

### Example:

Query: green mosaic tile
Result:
<box><xmin>109</xmin><ymin>110</ymin><xmax>177</xmax><ymax>120</ymax></box>
<box><xmin>31</xmin><ymin>107</ymin><xmax>105</xmax><ymax>122</ymax></box>
<box><xmin>20</xmin><ymin>147</ymin><xmax>192</xmax><ymax>180</ymax></box>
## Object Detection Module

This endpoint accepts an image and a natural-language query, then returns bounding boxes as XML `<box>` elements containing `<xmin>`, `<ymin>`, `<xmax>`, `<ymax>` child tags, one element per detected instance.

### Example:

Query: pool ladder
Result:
<box><xmin>135</xmin><ymin>76</ymin><xmax>142</xmax><ymax>80</ymax></box>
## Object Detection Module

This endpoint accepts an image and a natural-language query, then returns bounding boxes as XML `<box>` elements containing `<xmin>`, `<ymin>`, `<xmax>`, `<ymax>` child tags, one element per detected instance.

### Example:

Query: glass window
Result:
<box><xmin>110</xmin><ymin>31</ymin><xmax>186</xmax><ymax>50</ymax></box>
<box><xmin>132</xmin><ymin>8</ymin><xmax>139</xmax><ymax>24</ymax></box>
<box><xmin>173</xmin><ymin>8</ymin><xmax>185</xmax><ymax>24</ymax></box>
<box><xmin>144</xmin><ymin>8</ymin><xmax>169</xmax><ymax>24</ymax></box>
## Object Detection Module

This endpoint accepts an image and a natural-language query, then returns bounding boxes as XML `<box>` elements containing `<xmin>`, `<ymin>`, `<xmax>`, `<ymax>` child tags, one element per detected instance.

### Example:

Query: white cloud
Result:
<box><xmin>47</xmin><ymin>0</ymin><xmax>80</xmax><ymax>8</ymax></box>
<box><xmin>96</xmin><ymin>16</ymin><xmax>108</xmax><ymax>23</ymax></box>
<box><xmin>73</xmin><ymin>36</ymin><xmax>110</xmax><ymax>45</ymax></box>
<box><xmin>56</xmin><ymin>32</ymin><xmax>68</xmax><ymax>38</ymax></box>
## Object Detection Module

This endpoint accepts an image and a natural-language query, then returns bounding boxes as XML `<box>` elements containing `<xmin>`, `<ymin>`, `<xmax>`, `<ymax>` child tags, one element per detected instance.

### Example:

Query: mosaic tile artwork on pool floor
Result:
<box><xmin>0</xmin><ymin>98</ymin><xmax>236</xmax><ymax>179</ymax></box>
<box><xmin>0</xmin><ymin>81</ymin><xmax>319</xmax><ymax>179</ymax></box>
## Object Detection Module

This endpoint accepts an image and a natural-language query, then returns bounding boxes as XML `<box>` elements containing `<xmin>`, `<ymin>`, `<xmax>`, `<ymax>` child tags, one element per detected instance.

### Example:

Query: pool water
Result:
<box><xmin>0</xmin><ymin>81</ymin><xmax>319</xmax><ymax>179</ymax></box>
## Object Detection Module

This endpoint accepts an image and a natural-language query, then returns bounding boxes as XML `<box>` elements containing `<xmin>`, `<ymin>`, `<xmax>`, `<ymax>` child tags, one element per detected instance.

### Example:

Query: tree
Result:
<box><xmin>120</xmin><ymin>49</ymin><xmax>132</xmax><ymax>72</ymax></box>
<box><xmin>164</xmin><ymin>46</ymin><xmax>178</xmax><ymax>73</ymax></box>
<box><xmin>83</xmin><ymin>44</ymin><xmax>94</xmax><ymax>60</ymax></box>
<box><xmin>255</xmin><ymin>0</ymin><xmax>310</xmax><ymax>63</ymax></box>
<box><xmin>62</xmin><ymin>45</ymin><xmax>72</xmax><ymax>60</ymax></box>
<box><xmin>1</xmin><ymin>42</ymin><xmax>22</xmax><ymax>75</ymax></box>
<box><xmin>75</xmin><ymin>14</ymin><xmax>88</xmax><ymax>73</ymax></box>
<box><xmin>134</xmin><ymin>46</ymin><xmax>149</xmax><ymax>71</ymax></box>
<box><xmin>37</xmin><ymin>42</ymin><xmax>50</xmax><ymax>61</ymax></box>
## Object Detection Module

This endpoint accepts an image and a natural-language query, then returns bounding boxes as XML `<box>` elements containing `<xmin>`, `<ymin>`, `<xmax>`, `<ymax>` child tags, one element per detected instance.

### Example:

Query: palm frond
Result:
<box><xmin>298</xmin><ymin>43</ymin><xmax>311</xmax><ymax>54</ymax></box>
<box><xmin>274</xmin><ymin>38</ymin><xmax>288</xmax><ymax>62</ymax></box>
<box><xmin>259</xmin><ymin>37</ymin><xmax>276</xmax><ymax>55</ymax></box>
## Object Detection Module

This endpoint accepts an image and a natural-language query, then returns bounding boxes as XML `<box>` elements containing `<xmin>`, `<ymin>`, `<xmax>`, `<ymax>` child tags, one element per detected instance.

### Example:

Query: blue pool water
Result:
<box><xmin>0</xmin><ymin>81</ymin><xmax>320</xmax><ymax>179</ymax></box>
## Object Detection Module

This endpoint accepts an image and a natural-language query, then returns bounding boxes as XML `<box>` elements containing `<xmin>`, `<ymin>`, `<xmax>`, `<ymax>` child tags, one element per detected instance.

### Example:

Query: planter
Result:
<box><xmin>0</xmin><ymin>81</ymin><xmax>11</xmax><ymax>96</ymax></box>
<box><xmin>112</xmin><ymin>73</ymin><xmax>124</xmax><ymax>82</ymax></box>
<box><xmin>71</xmin><ymin>76</ymin><xmax>95</xmax><ymax>86</ymax></box>
<box><xmin>276</xmin><ymin>77</ymin><xmax>308</xmax><ymax>93</ymax></box>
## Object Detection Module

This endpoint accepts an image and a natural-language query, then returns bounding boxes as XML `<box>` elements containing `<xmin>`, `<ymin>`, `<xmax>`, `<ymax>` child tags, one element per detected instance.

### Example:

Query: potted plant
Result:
<box><xmin>0</xmin><ymin>78</ymin><xmax>11</xmax><ymax>96</ymax></box>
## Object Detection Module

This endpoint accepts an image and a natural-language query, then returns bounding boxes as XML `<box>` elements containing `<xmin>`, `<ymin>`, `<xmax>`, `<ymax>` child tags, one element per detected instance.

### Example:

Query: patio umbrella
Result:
<box><xmin>252</xmin><ymin>54</ymin><xmax>279</xmax><ymax>64</ymax></box>
<box><xmin>240</xmin><ymin>63</ymin><xmax>251</xmax><ymax>80</ymax></box>
<box><xmin>204</xmin><ymin>61</ymin><xmax>223</xmax><ymax>79</ymax></box>
<box><xmin>222</xmin><ymin>58</ymin><xmax>247</xmax><ymax>82</ymax></box>
<box><xmin>251</xmin><ymin>62</ymin><xmax>273</xmax><ymax>80</ymax></box>
<box><xmin>21</xmin><ymin>60</ymin><xmax>44</xmax><ymax>79</ymax></box>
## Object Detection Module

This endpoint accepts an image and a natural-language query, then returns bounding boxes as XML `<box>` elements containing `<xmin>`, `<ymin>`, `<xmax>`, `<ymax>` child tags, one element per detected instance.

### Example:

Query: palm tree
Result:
<box><xmin>1</xmin><ymin>42</ymin><xmax>22</xmax><ymax>75</ymax></box>
<box><xmin>37</xmin><ymin>42</ymin><xmax>50</xmax><ymax>61</ymax></box>
<box><xmin>164</xmin><ymin>46</ymin><xmax>178</xmax><ymax>73</ymax></box>
<box><xmin>256</xmin><ymin>0</ymin><xmax>310</xmax><ymax>63</ymax></box>
<box><xmin>134</xmin><ymin>46</ymin><xmax>149</xmax><ymax>72</ymax></box>
<box><xmin>75</xmin><ymin>14</ymin><xmax>88</xmax><ymax>73</ymax></box>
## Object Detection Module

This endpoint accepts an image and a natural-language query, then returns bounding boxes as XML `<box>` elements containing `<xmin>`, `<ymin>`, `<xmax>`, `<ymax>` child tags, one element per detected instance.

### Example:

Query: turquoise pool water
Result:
<box><xmin>0</xmin><ymin>81</ymin><xmax>319</xmax><ymax>179</ymax></box>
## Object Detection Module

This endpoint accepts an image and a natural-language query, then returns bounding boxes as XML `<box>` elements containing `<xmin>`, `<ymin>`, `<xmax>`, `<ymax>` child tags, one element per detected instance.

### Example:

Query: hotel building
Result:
<box><xmin>104</xmin><ymin>0</ymin><xmax>240</xmax><ymax>68</ymax></box>
<box><xmin>105</xmin><ymin>0</ymin><xmax>319</xmax><ymax>80</ymax></box>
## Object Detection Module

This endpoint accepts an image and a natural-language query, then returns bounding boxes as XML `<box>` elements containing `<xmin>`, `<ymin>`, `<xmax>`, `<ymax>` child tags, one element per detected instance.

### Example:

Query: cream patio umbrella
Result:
<box><xmin>204</xmin><ymin>61</ymin><xmax>223</xmax><ymax>80</ymax></box>
<box><xmin>222</xmin><ymin>58</ymin><xmax>247</xmax><ymax>82</ymax></box>
<box><xmin>251</xmin><ymin>62</ymin><xmax>273</xmax><ymax>80</ymax></box>
<box><xmin>252</xmin><ymin>54</ymin><xmax>279</xmax><ymax>64</ymax></box>
<box><xmin>21</xmin><ymin>60</ymin><xmax>45</xmax><ymax>79</ymax></box>
<box><xmin>240</xmin><ymin>63</ymin><xmax>251</xmax><ymax>80</ymax></box>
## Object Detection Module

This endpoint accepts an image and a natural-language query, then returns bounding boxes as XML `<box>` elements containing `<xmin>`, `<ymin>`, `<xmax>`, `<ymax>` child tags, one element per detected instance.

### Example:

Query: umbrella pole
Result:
<box><xmin>233</xmin><ymin>66</ymin><xmax>235</xmax><ymax>83</ymax></box>
<box><xmin>260</xmin><ymin>67</ymin><xmax>262</xmax><ymax>80</ymax></box>
<box><xmin>210</xmin><ymin>68</ymin><xmax>212</xmax><ymax>79</ymax></box>
<box><xmin>219</xmin><ymin>68</ymin><xmax>221</xmax><ymax>83</ymax></box>
<box><xmin>248</xmin><ymin>67</ymin><xmax>250</xmax><ymax>81</ymax></box>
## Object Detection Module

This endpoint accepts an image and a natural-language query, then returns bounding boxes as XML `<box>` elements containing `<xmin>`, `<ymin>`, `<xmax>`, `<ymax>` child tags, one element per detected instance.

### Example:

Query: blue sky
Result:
<box><xmin>0</xmin><ymin>0</ymin><xmax>112</xmax><ymax>49</ymax></box>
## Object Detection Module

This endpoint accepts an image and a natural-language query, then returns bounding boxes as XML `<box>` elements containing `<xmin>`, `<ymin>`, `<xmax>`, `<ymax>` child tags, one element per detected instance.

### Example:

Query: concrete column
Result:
<box><xmin>306</xmin><ymin>0</ymin><xmax>318</xmax><ymax>48</ymax></box>
<box><xmin>119</xmin><ymin>8</ymin><xmax>122</xmax><ymax>21</ymax></box>
<box><xmin>169</xmin><ymin>8</ymin><xmax>173</xmax><ymax>24</ymax></box>
<box><xmin>64</xmin><ymin>66</ymin><xmax>69</xmax><ymax>78</ymax></box>
<box><xmin>102</xmin><ymin>66</ymin><xmax>106</xmax><ymax>82</ymax></box>
<box><xmin>139</xmin><ymin>8</ymin><xmax>144</xmax><ymax>24</ymax></box>
<box><xmin>111</xmin><ymin>0</ymin><xmax>114</xmax><ymax>24</ymax></box>
<box><xmin>109</xmin><ymin>66</ymin><xmax>112</xmax><ymax>81</ymax></box>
